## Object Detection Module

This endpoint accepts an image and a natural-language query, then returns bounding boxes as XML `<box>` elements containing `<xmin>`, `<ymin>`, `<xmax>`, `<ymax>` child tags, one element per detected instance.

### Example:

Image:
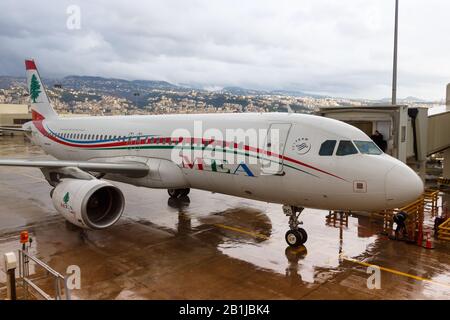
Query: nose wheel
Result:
<box><xmin>283</xmin><ymin>205</ymin><xmax>307</xmax><ymax>247</ymax></box>
<box><xmin>168</xmin><ymin>188</ymin><xmax>190</xmax><ymax>198</ymax></box>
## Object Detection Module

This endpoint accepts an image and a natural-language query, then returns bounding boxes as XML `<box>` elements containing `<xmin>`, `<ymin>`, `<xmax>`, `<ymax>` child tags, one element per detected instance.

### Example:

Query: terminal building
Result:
<box><xmin>0</xmin><ymin>104</ymin><xmax>31</xmax><ymax>134</ymax></box>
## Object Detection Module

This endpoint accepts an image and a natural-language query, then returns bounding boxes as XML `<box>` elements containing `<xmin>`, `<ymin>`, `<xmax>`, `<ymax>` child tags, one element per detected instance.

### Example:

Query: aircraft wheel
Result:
<box><xmin>297</xmin><ymin>228</ymin><xmax>308</xmax><ymax>244</ymax></box>
<box><xmin>179</xmin><ymin>188</ymin><xmax>190</xmax><ymax>197</ymax></box>
<box><xmin>285</xmin><ymin>229</ymin><xmax>304</xmax><ymax>247</ymax></box>
<box><xmin>167</xmin><ymin>189</ymin><xmax>181</xmax><ymax>198</ymax></box>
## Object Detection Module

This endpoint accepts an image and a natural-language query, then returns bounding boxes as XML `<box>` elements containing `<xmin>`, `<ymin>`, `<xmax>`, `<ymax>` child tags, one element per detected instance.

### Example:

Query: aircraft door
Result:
<box><xmin>261</xmin><ymin>123</ymin><xmax>292</xmax><ymax>175</ymax></box>
<box><xmin>127</xmin><ymin>132</ymin><xmax>142</xmax><ymax>156</ymax></box>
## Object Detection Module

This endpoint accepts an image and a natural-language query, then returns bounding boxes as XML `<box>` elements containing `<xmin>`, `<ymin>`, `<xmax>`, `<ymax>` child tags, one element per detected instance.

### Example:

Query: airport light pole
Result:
<box><xmin>391</xmin><ymin>0</ymin><xmax>399</xmax><ymax>105</ymax></box>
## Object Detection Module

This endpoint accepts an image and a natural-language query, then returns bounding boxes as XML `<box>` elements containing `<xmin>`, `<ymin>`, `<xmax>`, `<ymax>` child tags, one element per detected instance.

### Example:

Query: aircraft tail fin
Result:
<box><xmin>25</xmin><ymin>59</ymin><xmax>58</xmax><ymax>120</ymax></box>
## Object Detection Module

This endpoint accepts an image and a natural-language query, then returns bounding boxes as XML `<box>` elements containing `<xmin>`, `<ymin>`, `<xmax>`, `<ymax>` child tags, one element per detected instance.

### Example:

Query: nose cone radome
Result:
<box><xmin>385</xmin><ymin>164</ymin><xmax>424</xmax><ymax>208</ymax></box>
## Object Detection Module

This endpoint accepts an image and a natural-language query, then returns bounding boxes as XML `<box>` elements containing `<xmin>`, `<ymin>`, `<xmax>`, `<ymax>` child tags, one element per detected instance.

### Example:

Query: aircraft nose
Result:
<box><xmin>385</xmin><ymin>164</ymin><xmax>424</xmax><ymax>208</ymax></box>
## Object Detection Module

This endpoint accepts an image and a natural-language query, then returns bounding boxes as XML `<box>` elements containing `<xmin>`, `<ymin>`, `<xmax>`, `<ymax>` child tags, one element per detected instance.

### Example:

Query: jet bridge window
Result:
<box><xmin>336</xmin><ymin>140</ymin><xmax>358</xmax><ymax>156</ymax></box>
<box><xmin>353</xmin><ymin>140</ymin><xmax>382</xmax><ymax>155</ymax></box>
<box><xmin>319</xmin><ymin>140</ymin><xmax>337</xmax><ymax>156</ymax></box>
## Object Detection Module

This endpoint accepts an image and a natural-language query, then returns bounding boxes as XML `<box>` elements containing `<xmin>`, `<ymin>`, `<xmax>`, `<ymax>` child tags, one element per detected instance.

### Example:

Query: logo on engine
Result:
<box><xmin>63</xmin><ymin>192</ymin><xmax>70</xmax><ymax>204</ymax></box>
<box><xmin>61</xmin><ymin>192</ymin><xmax>75</xmax><ymax>214</ymax></box>
<box><xmin>291</xmin><ymin>137</ymin><xmax>311</xmax><ymax>155</ymax></box>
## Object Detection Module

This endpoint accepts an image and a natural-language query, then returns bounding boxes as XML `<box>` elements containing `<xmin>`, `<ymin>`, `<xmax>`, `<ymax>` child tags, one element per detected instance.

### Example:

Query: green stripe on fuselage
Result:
<box><xmin>90</xmin><ymin>144</ymin><xmax>318</xmax><ymax>177</ymax></box>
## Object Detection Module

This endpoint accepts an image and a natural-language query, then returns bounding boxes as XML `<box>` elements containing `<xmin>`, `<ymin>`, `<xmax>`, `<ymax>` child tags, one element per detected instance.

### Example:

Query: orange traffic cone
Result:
<box><xmin>423</xmin><ymin>232</ymin><xmax>434</xmax><ymax>249</ymax></box>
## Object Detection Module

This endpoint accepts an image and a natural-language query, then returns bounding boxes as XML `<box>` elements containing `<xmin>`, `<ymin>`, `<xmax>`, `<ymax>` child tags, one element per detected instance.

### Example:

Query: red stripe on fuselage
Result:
<box><xmin>32</xmin><ymin>110</ymin><xmax>45</xmax><ymax>121</ymax></box>
<box><xmin>33</xmin><ymin>122</ymin><xmax>345</xmax><ymax>181</ymax></box>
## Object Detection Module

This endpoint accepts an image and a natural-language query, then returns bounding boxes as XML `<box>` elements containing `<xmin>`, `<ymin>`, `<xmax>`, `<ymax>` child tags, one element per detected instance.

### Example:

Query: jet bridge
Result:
<box><xmin>317</xmin><ymin>105</ymin><xmax>410</xmax><ymax>162</ymax></box>
<box><xmin>427</xmin><ymin>105</ymin><xmax>450</xmax><ymax>179</ymax></box>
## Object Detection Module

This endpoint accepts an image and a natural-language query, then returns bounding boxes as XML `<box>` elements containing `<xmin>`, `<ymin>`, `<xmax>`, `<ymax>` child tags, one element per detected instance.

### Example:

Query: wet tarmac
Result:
<box><xmin>0</xmin><ymin>135</ymin><xmax>449</xmax><ymax>299</ymax></box>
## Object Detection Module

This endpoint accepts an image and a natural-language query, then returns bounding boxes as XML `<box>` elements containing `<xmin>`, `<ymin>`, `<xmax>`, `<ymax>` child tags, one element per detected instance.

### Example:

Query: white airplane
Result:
<box><xmin>0</xmin><ymin>60</ymin><xmax>423</xmax><ymax>247</ymax></box>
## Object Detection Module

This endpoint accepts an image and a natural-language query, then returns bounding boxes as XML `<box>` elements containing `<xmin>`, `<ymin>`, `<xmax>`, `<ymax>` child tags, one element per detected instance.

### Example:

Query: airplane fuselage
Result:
<box><xmin>25</xmin><ymin>112</ymin><xmax>423</xmax><ymax>211</ymax></box>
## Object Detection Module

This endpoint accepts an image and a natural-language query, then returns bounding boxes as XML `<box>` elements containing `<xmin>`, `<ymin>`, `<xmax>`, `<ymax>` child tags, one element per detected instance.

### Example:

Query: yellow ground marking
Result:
<box><xmin>214</xmin><ymin>223</ymin><xmax>270</xmax><ymax>240</ymax></box>
<box><xmin>343</xmin><ymin>256</ymin><xmax>450</xmax><ymax>289</ymax></box>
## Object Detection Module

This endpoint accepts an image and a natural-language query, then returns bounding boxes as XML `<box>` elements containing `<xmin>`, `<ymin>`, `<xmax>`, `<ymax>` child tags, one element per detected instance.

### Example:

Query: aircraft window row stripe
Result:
<box><xmin>54</xmin><ymin>132</ymin><xmax>125</xmax><ymax>141</ymax></box>
<box><xmin>47</xmin><ymin>134</ymin><xmax>212</xmax><ymax>145</ymax></box>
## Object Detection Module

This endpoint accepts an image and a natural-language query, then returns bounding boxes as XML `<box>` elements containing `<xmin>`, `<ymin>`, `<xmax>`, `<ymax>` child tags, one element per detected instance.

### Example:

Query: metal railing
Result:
<box><xmin>18</xmin><ymin>249</ymin><xmax>70</xmax><ymax>300</ymax></box>
<box><xmin>438</xmin><ymin>177</ymin><xmax>450</xmax><ymax>189</ymax></box>
<box><xmin>374</xmin><ymin>189</ymin><xmax>441</xmax><ymax>243</ymax></box>
<box><xmin>437</xmin><ymin>218</ymin><xmax>450</xmax><ymax>241</ymax></box>
<box><xmin>423</xmin><ymin>189</ymin><xmax>439</xmax><ymax>217</ymax></box>
<box><xmin>375</xmin><ymin>191</ymin><xmax>431</xmax><ymax>239</ymax></box>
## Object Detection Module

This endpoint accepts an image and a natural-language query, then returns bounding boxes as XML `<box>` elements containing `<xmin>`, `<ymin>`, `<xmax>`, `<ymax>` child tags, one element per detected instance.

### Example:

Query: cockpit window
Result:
<box><xmin>319</xmin><ymin>140</ymin><xmax>337</xmax><ymax>156</ymax></box>
<box><xmin>353</xmin><ymin>140</ymin><xmax>383</xmax><ymax>155</ymax></box>
<box><xmin>336</xmin><ymin>140</ymin><xmax>358</xmax><ymax>156</ymax></box>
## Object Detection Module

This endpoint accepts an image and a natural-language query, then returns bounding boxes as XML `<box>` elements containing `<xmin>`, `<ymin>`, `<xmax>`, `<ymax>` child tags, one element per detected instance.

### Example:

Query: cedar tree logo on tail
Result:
<box><xmin>29</xmin><ymin>74</ymin><xmax>41</xmax><ymax>103</ymax></box>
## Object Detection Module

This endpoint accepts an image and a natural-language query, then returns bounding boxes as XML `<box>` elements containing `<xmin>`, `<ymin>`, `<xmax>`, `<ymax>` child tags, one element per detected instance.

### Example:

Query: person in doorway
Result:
<box><xmin>371</xmin><ymin>130</ymin><xmax>387</xmax><ymax>152</ymax></box>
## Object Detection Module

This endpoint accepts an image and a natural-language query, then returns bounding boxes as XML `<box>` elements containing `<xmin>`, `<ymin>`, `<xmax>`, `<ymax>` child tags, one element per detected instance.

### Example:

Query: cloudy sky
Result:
<box><xmin>0</xmin><ymin>0</ymin><xmax>448</xmax><ymax>100</ymax></box>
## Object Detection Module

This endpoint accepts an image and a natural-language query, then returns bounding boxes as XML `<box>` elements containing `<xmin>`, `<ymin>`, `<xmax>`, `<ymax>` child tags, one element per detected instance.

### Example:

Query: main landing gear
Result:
<box><xmin>283</xmin><ymin>205</ymin><xmax>308</xmax><ymax>247</ymax></box>
<box><xmin>167</xmin><ymin>188</ymin><xmax>190</xmax><ymax>198</ymax></box>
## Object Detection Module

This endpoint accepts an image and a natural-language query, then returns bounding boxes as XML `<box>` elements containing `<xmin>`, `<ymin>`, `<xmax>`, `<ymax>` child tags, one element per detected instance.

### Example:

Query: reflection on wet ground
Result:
<box><xmin>0</xmin><ymin>136</ymin><xmax>449</xmax><ymax>299</ymax></box>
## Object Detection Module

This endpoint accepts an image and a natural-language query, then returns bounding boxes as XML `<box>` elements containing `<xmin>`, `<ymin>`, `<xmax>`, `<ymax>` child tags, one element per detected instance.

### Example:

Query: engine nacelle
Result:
<box><xmin>52</xmin><ymin>178</ymin><xmax>125</xmax><ymax>229</ymax></box>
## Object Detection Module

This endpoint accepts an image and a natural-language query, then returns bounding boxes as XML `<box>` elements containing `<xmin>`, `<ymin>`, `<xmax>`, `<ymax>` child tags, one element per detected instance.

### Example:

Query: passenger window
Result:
<box><xmin>319</xmin><ymin>140</ymin><xmax>337</xmax><ymax>156</ymax></box>
<box><xmin>336</xmin><ymin>140</ymin><xmax>358</xmax><ymax>156</ymax></box>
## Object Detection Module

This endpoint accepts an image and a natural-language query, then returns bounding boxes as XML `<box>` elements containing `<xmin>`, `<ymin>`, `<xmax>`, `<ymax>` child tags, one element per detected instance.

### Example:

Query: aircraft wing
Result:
<box><xmin>0</xmin><ymin>127</ymin><xmax>31</xmax><ymax>132</ymax></box>
<box><xmin>0</xmin><ymin>159</ymin><xmax>149</xmax><ymax>176</ymax></box>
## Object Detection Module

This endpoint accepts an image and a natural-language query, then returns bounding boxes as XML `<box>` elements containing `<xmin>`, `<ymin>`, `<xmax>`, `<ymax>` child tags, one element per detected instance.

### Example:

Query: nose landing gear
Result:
<box><xmin>168</xmin><ymin>188</ymin><xmax>190</xmax><ymax>198</ymax></box>
<box><xmin>283</xmin><ymin>205</ymin><xmax>307</xmax><ymax>247</ymax></box>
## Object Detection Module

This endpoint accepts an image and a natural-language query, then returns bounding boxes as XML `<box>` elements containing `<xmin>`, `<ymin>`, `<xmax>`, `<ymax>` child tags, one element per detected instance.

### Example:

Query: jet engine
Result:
<box><xmin>51</xmin><ymin>178</ymin><xmax>125</xmax><ymax>229</ymax></box>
